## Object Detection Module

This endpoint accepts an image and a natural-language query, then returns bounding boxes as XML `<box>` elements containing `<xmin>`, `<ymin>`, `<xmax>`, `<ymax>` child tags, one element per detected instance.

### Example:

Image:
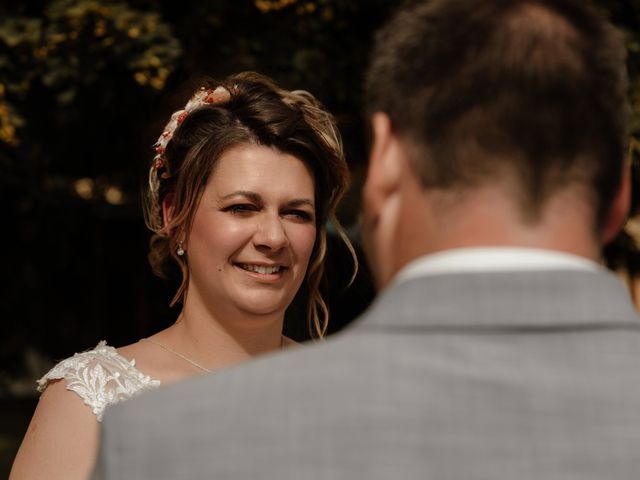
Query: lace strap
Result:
<box><xmin>38</xmin><ymin>341</ymin><xmax>161</xmax><ymax>421</ymax></box>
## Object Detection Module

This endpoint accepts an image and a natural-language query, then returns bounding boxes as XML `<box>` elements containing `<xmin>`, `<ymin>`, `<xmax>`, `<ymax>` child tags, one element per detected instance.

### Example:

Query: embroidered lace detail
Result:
<box><xmin>37</xmin><ymin>341</ymin><xmax>161</xmax><ymax>422</ymax></box>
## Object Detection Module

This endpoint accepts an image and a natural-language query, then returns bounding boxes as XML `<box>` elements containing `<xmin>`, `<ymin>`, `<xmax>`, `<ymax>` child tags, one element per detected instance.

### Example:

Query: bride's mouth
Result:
<box><xmin>235</xmin><ymin>263</ymin><xmax>287</xmax><ymax>275</ymax></box>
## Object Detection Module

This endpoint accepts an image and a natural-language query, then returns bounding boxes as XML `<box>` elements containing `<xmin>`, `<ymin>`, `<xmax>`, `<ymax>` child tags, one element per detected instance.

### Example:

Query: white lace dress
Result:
<box><xmin>37</xmin><ymin>341</ymin><xmax>161</xmax><ymax>422</ymax></box>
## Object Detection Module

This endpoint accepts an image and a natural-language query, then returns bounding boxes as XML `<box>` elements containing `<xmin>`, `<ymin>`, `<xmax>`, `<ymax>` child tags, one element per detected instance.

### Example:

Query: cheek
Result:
<box><xmin>189</xmin><ymin>216</ymin><xmax>252</xmax><ymax>257</ymax></box>
<box><xmin>289</xmin><ymin>224</ymin><xmax>317</xmax><ymax>263</ymax></box>
<box><xmin>362</xmin><ymin>178</ymin><xmax>378</xmax><ymax>227</ymax></box>
<box><xmin>361</xmin><ymin>186</ymin><xmax>378</xmax><ymax>258</ymax></box>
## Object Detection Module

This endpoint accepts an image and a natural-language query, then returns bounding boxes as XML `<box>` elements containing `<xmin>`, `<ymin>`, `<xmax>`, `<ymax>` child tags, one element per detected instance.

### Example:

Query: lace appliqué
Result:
<box><xmin>37</xmin><ymin>341</ymin><xmax>161</xmax><ymax>422</ymax></box>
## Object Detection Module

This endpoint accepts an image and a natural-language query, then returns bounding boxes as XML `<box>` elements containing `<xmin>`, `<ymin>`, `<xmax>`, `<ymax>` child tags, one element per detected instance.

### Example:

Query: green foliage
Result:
<box><xmin>0</xmin><ymin>17</ymin><xmax>40</xmax><ymax>145</ymax></box>
<box><xmin>0</xmin><ymin>0</ymin><xmax>185</xmax><ymax>373</ymax></box>
<box><xmin>0</xmin><ymin>0</ymin><xmax>181</xmax><ymax>147</ymax></box>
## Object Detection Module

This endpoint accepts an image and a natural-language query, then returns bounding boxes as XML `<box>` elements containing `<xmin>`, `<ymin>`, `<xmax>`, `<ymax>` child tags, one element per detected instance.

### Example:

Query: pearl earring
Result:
<box><xmin>177</xmin><ymin>242</ymin><xmax>185</xmax><ymax>256</ymax></box>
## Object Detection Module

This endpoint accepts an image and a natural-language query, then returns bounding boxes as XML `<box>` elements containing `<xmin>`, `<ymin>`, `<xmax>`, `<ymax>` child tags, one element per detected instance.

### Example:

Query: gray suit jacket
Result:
<box><xmin>94</xmin><ymin>269</ymin><xmax>640</xmax><ymax>479</ymax></box>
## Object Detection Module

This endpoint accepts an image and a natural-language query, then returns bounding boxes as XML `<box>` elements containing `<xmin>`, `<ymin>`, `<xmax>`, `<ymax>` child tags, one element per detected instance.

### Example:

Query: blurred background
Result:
<box><xmin>1</xmin><ymin>0</ymin><xmax>639</xmax><ymax>476</ymax></box>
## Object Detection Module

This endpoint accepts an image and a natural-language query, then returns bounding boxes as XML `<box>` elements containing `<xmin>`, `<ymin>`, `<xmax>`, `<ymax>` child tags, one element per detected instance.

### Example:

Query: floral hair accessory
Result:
<box><xmin>152</xmin><ymin>85</ymin><xmax>232</xmax><ymax>169</ymax></box>
<box><xmin>148</xmin><ymin>85</ymin><xmax>232</xmax><ymax>200</ymax></box>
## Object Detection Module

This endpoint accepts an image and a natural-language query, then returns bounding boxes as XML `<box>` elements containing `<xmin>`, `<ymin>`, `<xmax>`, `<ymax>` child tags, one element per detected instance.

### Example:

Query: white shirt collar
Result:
<box><xmin>394</xmin><ymin>247</ymin><xmax>603</xmax><ymax>285</ymax></box>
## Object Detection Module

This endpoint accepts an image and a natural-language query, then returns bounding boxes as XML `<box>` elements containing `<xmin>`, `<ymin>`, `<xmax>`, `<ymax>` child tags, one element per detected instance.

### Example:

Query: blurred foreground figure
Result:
<box><xmin>94</xmin><ymin>1</ymin><xmax>640</xmax><ymax>478</ymax></box>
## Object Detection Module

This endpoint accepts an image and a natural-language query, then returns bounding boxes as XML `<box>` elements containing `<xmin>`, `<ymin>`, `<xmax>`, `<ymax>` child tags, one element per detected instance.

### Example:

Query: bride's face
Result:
<box><xmin>185</xmin><ymin>144</ymin><xmax>317</xmax><ymax>318</ymax></box>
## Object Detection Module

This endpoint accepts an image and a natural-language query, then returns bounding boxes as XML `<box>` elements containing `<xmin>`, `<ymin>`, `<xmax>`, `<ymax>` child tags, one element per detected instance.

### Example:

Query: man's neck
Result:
<box><xmin>389</xmin><ymin>185</ymin><xmax>602</xmax><ymax>285</ymax></box>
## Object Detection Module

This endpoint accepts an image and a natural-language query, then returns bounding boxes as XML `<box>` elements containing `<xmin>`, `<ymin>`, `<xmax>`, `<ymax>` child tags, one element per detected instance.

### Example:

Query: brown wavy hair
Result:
<box><xmin>144</xmin><ymin>71</ymin><xmax>355</xmax><ymax>338</ymax></box>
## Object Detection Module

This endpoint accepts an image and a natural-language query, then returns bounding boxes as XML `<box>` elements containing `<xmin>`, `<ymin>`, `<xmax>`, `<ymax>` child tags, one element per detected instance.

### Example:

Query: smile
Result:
<box><xmin>237</xmin><ymin>264</ymin><xmax>285</xmax><ymax>275</ymax></box>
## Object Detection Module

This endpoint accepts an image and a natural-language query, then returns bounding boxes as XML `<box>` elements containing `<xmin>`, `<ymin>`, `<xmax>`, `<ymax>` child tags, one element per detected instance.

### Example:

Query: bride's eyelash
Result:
<box><xmin>222</xmin><ymin>204</ymin><xmax>314</xmax><ymax>221</ymax></box>
<box><xmin>286</xmin><ymin>209</ymin><xmax>314</xmax><ymax>221</ymax></box>
<box><xmin>222</xmin><ymin>204</ymin><xmax>257</xmax><ymax>214</ymax></box>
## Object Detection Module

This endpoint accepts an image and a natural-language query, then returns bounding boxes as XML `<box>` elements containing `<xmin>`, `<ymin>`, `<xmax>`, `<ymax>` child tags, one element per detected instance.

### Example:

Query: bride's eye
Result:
<box><xmin>223</xmin><ymin>204</ymin><xmax>258</xmax><ymax>215</ymax></box>
<box><xmin>284</xmin><ymin>209</ymin><xmax>314</xmax><ymax>222</ymax></box>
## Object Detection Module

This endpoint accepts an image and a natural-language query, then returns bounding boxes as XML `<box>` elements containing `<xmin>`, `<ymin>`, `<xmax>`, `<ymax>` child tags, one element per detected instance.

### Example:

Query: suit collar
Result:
<box><xmin>358</xmin><ymin>269</ymin><xmax>639</xmax><ymax>330</ymax></box>
<box><xmin>394</xmin><ymin>248</ymin><xmax>600</xmax><ymax>285</ymax></box>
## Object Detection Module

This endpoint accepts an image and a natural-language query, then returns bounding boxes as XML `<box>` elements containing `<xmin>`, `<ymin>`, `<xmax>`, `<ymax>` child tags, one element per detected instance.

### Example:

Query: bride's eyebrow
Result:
<box><xmin>286</xmin><ymin>199</ymin><xmax>315</xmax><ymax>209</ymax></box>
<box><xmin>219</xmin><ymin>191</ymin><xmax>314</xmax><ymax>209</ymax></box>
<box><xmin>219</xmin><ymin>191</ymin><xmax>261</xmax><ymax>202</ymax></box>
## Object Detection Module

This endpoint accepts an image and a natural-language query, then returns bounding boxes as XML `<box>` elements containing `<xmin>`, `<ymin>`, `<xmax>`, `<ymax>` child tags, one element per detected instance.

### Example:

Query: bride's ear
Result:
<box><xmin>162</xmin><ymin>193</ymin><xmax>175</xmax><ymax>228</ymax></box>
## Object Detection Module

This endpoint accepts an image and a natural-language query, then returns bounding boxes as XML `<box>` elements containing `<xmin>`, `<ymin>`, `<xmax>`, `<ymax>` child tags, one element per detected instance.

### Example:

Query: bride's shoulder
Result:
<box><xmin>38</xmin><ymin>341</ymin><xmax>161</xmax><ymax>421</ymax></box>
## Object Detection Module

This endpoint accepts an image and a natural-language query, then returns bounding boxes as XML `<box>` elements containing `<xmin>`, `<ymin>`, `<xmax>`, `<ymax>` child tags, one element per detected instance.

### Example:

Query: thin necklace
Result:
<box><xmin>143</xmin><ymin>338</ymin><xmax>211</xmax><ymax>373</ymax></box>
<box><xmin>142</xmin><ymin>336</ymin><xmax>286</xmax><ymax>373</ymax></box>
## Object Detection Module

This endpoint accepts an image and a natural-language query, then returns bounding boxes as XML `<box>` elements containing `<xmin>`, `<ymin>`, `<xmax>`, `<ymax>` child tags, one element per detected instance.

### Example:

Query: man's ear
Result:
<box><xmin>363</xmin><ymin>112</ymin><xmax>413</xmax><ymax>289</ymax></box>
<box><xmin>365</xmin><ymin>112</ymin><xmax>404</xmax><ymax>212</ymax></box>
<box><xmin>162</xmin><ymin>193</ymin><xmax>175</xmax><ymax>228</ymax></box>
<box><xmin>602</xmin><ymin>161</ymin><xmax>632</xmax><ymax>244</ymax></box>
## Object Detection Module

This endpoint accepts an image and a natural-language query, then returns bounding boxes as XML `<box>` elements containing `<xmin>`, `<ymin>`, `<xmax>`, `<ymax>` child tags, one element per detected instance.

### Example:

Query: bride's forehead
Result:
<box><xmin>209</xmin><ymin>145</ymin><xmax>315</xmax><ymax>188</ymax></box>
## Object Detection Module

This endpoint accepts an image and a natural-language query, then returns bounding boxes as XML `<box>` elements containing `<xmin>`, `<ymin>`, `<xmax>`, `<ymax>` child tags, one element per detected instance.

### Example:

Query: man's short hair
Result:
<box><xmin>365</xmin><ymin>0</ymin><xmax>628</xmax><ymax>228</ymax></box>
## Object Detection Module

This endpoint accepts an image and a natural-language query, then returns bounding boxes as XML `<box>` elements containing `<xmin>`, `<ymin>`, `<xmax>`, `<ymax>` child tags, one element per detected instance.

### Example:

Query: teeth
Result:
<box><xmin>241</xmin><ymin>264</ymin><xmax>281</xmax><ymax>274</ymax></box>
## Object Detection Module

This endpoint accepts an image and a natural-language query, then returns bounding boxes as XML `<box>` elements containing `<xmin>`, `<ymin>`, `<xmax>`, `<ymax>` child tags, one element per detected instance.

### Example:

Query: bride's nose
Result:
<box><xmin>253</xmin><ymin>213</ymin><xmax>288</xmax><ymax>251</ymax></box>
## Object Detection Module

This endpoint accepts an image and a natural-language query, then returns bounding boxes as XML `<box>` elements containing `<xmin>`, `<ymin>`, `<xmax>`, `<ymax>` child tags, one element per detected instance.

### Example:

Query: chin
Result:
<box><xmin>232</xmin><ymin>282</ymin><xmax>299</xmax><ymax>314</ymax></box>
<box><xmin>236</xmin><ymin>297</ymin><xmax>289</xmax><ymax>317</ymax></box>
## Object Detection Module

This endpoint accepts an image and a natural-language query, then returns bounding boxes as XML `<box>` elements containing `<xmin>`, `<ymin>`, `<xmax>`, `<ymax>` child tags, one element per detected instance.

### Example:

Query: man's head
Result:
<box><xmin>362</xmin><ymin>0</ymin><xmax>630</xmax><ymax>287</ymax></box>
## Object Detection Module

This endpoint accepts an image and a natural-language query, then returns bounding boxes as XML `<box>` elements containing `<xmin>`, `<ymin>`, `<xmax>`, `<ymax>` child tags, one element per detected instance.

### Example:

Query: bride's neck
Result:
<box><xmin>172</xmin><ymin>297</ymin><xmax>285</xmax><ymax>363</ymax></box>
